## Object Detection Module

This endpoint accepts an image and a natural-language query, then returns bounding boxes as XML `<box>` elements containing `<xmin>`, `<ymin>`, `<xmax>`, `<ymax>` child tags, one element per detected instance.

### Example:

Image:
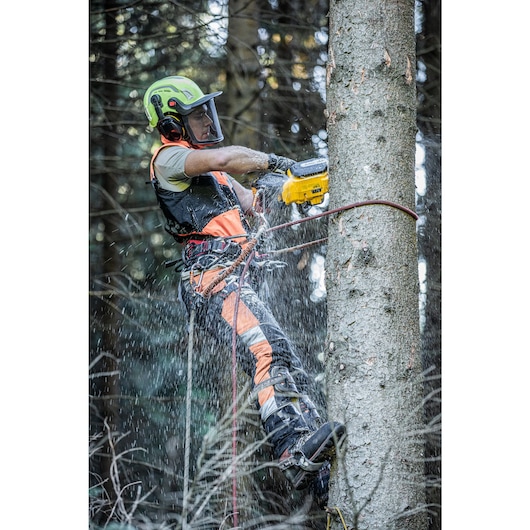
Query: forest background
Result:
<box><xmin>0</xmin><ymin>2</ymin><xmax>528</xmax><ymax>529</ymax></box>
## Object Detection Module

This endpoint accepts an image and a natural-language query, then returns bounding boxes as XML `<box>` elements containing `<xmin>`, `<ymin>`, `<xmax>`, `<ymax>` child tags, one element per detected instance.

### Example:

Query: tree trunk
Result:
<box><xmin>225</xmin><ymin>0</ymin><xmax>262</xmax><ymax>150</ymax></box>
<box><xmin>89</xmin><ymin>0</ymin><xmax>123</xmax><ymax>519</ymax></box>
<box><xmin>416</xmin><ymin>2</ymin><xmax>442</xmax><ymax>527</ymax></box>
<box><xmin>325</xmin><ymin>0</ymin><xmax>427</xmax><ymax>528</ymax></box>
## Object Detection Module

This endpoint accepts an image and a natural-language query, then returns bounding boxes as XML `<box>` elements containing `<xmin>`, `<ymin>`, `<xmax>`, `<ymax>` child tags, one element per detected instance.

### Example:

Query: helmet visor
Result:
<box><xmin>182</xmin><ymin>99</ymin><xmax>224</xmax><ymax>146</ymax></box>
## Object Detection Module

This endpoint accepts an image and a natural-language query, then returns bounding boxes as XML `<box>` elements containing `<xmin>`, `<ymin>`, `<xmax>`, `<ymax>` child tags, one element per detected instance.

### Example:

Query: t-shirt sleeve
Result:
<box><xmin>153</xmin><ymin>146</ymin><xmax>192</xmax><ymax>188</ymax></box>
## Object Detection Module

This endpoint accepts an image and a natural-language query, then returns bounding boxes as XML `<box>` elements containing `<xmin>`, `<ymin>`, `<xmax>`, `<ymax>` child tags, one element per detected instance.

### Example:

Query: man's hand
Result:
<box><xmin>267</xmin><ymin>153</ymin><xmax>296</xmax><ymax>173</ymax></box>
<box><xmin>253</xmin><ymin>172</ymin><xmax>288</xmax><ymax>191</ymax></box>
<box><xmin>252</xmin><ymin>172</ymin><xmax>288</xmax><ymax>212</ymax></box>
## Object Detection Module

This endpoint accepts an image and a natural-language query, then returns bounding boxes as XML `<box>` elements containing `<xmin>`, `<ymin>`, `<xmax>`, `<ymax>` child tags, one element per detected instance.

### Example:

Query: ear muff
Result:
<box><xmin>151</xmin><ymin>95</ymin><xmax>184</xmax><ymax>141</ymax></box>
<box><xmin>157</xmin><ymin>115</ymin><xmax>184</xmax><ymax>141</ymax></box>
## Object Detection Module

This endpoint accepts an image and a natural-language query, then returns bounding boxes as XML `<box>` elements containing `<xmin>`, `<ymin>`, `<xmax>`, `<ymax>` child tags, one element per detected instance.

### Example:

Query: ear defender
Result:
<box><xmin>151</xmin><ymin>94</ymin><xmax>184</xmax><ymax>141</ymax></box>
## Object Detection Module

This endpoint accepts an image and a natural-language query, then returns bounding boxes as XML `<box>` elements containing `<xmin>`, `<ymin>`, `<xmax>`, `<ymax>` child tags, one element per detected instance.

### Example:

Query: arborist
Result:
<box><xmin>142</xmin><ymin>75</ymin><xmax>345</xmax><ymax>500</ymax></box>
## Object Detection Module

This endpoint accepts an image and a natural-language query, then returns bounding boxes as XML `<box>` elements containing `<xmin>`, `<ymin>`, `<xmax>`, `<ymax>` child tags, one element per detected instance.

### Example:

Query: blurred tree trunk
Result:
<box><xmin>89</xmin><ymin>0</ymin><xmax>123</xmax><ymax>520</ymax></box>
<box><xmin>256</xmin><ymin>0</ymin><xmax>330</xmax><ymax>159</ymax></box>
<box><xmin>416</xmin><ymin>2</ymin><xmax>442</xmax><ymax>528</ymax></box>
<box><xmin>273</xmin><ymin>0</ymin><xmax>297</xmax><ymax>148</ymax></box>
<box><xmin>225</xmin><ymin>0</ymin><xmax>262</xmax><ymax>150</ymax></box>
<box><xmin>325</xmin><ymin>0</ymin><xmax>427</xmax><ymax>528</ymax></box>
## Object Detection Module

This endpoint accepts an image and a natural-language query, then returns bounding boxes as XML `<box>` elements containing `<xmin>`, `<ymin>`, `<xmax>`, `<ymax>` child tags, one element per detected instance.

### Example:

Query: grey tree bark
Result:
<box><xmin>325</xmin><ymin>1</ymin><xmax>428</xmax><ymax>528</ymax></box>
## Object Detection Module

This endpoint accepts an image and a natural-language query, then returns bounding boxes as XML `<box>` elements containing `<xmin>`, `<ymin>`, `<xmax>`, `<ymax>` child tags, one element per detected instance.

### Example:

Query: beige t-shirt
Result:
<box><xmin>153</xmin><ymin>145</ymin><xmax>192</xmax><ymax>192</ymax></box>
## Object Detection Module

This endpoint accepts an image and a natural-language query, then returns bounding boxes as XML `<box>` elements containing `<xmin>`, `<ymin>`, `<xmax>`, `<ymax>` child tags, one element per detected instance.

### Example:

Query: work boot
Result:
<box><xmin>299</xmin><ymin>395</ymin><xmax>323</xmax><ymax>430</ymax></box>
<box><xmin>299</xmin><ymin>395</ymin><xmax>333</xmax><ymax>504</ymax></box>
<box><xmin>263</xmin><ymin>402</ymin><xmax>312</xmax><ymax>459</ymax></box>
<box><xmin>278</xmin><ymin>421</ymin><xmax>345</xmax><ymax>490</ymax></box>
<box><xmin>310</xmin><ymin>460</ymin><xmax>331</xmax><ymax>508</ymax></box>
<box><xmin>255</xmin><ymin>367</ymin><xmax>344</xmax><ymax>490</ymax></box>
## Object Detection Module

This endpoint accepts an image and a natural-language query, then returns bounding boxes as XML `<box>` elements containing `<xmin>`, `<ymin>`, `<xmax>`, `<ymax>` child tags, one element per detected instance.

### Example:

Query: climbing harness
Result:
<box><xmin>201</xmin><ymin>223</ymin><xmax>268</xmax><ymax>298</ymax></box>
<box><xmin>183</xmin><ymin>238</ymin><xmax>242</xmax><ymax>266</ymax></box>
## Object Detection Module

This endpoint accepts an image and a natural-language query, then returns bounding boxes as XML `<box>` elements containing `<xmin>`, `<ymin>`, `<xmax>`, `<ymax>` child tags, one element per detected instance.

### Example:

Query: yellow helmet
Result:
<box><xmin>143</xmin><ymin>76</ymin><xmax>224</xmax><ymax>145</ymax></box>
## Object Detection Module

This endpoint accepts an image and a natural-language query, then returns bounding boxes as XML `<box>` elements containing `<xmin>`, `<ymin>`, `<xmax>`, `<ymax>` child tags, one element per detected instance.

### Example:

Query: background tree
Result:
<box><xmin>325</xmin><ymin>0</ymin><xmax>428</xmax><ymax>528</ymax></box>
<box><xmin>225</xmin><ymin>0</ymin><xmax>262</xmax><ymax>148</ymax></box>
<box><xmin>89</xmin><ymin>0</ymin><xmax>129</xmax><ymax>513</ymax></box>
<box><xmin>416</xmin><ymin>2</ymin><xmax>441</xmax><ymax>528</ymax></box>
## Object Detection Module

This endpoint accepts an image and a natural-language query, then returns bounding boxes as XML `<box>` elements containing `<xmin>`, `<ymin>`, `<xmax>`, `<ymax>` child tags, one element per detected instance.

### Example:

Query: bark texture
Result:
<box><xmin>325</xmin><ymin>1</ymin><xmax>428</xmax><ymax>528</ymax></box>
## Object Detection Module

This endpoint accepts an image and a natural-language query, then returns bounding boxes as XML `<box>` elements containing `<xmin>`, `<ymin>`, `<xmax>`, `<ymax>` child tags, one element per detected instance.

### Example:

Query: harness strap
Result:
<box><xmin>248</xmin><ymin>366</ymin><xmax>301</xmax><ymax>405</ymax></box>
<box><xmin>278</xmin><ymin>453</ymin><xmax>323</xmax><ymax>473</ymax></box>
<box><xmin>248</xmin><ymin>373</ymin><xmax>287</xmax><ymax>404</ymax></box>
<box><xmin>184</xmin><ymin>239</ymin><xmax>242</xmax><ymax>265</ymax></box>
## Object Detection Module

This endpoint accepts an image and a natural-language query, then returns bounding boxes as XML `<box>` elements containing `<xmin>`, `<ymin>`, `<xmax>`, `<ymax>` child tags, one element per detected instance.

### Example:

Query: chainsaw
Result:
<box><xmin>253</xmin><ymin>157</ymin><xmax>329</xmax><ymax>208</ymax></box>
<box><xmin>282</xmin><ymin>157</ymin><xmax>328</xmax><ymax>206</ymax></box>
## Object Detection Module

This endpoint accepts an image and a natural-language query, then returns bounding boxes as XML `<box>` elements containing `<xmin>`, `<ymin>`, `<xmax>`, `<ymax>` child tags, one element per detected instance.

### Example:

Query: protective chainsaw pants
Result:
<box><xmin>179</xmin><ymin>261</ymin><xmax>321</xmax><ymax>457</ymax></box>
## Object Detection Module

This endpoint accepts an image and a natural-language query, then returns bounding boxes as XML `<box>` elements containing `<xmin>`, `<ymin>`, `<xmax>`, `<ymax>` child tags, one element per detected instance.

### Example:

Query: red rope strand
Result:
<box><xmin>265</xmin><ymin>199</ymin><xmax>418</xmax><ymax>234</ymax></box>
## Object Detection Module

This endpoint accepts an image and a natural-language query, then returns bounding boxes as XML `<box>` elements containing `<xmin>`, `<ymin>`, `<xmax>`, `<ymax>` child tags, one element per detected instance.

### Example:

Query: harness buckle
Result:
<box><xmin>183</xmin><ymin>238</ymin><xmax>242</xmax><ymax>266</ymax></box>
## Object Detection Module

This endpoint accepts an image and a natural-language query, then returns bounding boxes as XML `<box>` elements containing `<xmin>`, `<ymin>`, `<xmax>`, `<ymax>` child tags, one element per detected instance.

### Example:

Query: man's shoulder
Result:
<box><xmin>156</xmin><ymin>143</ymin><xmax>191</xmax><ymax>163</ymax></box>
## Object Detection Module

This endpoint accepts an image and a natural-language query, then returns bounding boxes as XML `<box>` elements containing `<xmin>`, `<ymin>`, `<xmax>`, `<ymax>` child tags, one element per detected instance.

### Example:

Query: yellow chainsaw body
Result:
<box><xmin>281</xmin><ymin>158</ymin><xmax>329</xmax><ymax>206</ymax></box>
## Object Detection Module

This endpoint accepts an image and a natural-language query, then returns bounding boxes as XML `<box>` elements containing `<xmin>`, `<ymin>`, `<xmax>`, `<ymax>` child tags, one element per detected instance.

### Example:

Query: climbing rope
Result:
<box><xmin>201</xmin><ymin>199</ymin><xmax>416</xmax><ymax>300</ymax></box>
<box><xmin>266</xmin><ymin>199</ymin><xmax>418</xmax><ymax>236</ymax></box>
<box><xmin>326</xmin><ymin>506</ymin><xmax>349</xmax><ymax>529</ymax></box>
<box><xmin>230</xmin><ymin>284</ymin><xmax>240</xmax><ymax>529</ymax></box>
<box><xmin>182</xmin><ymin>306</ymin><xmax>196</xmax><ymax>529</ymax></box>
<box><xmin>266</xmin><ymin>237</ymin><xmax>329</xmax><ymax>257</ymax></box>
<box><xmin>229</xmin><ymin>249</ymin><xmax>256</xmax><ymax>529</ymax></box>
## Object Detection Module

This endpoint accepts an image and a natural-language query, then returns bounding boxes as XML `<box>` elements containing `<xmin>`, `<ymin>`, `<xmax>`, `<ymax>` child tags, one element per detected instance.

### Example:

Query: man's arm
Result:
<box><xmin>184</xmin><ymin>145</ymin><xmax>295</xmax><ymax>215</ymax></box>
<box><xmin>184</xmin><ymin>146</ymin><xmax>295</xmax><ymax>177</ymax></box>
<box><xmin>229</xmin><ymin>177</ymin><xmax>255</xmax><ymax>214</ymax></box>
<box><xmin>184</xmin><ymin>146</ymin><xmax>269</xmax><ymax>177</ymax></box>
